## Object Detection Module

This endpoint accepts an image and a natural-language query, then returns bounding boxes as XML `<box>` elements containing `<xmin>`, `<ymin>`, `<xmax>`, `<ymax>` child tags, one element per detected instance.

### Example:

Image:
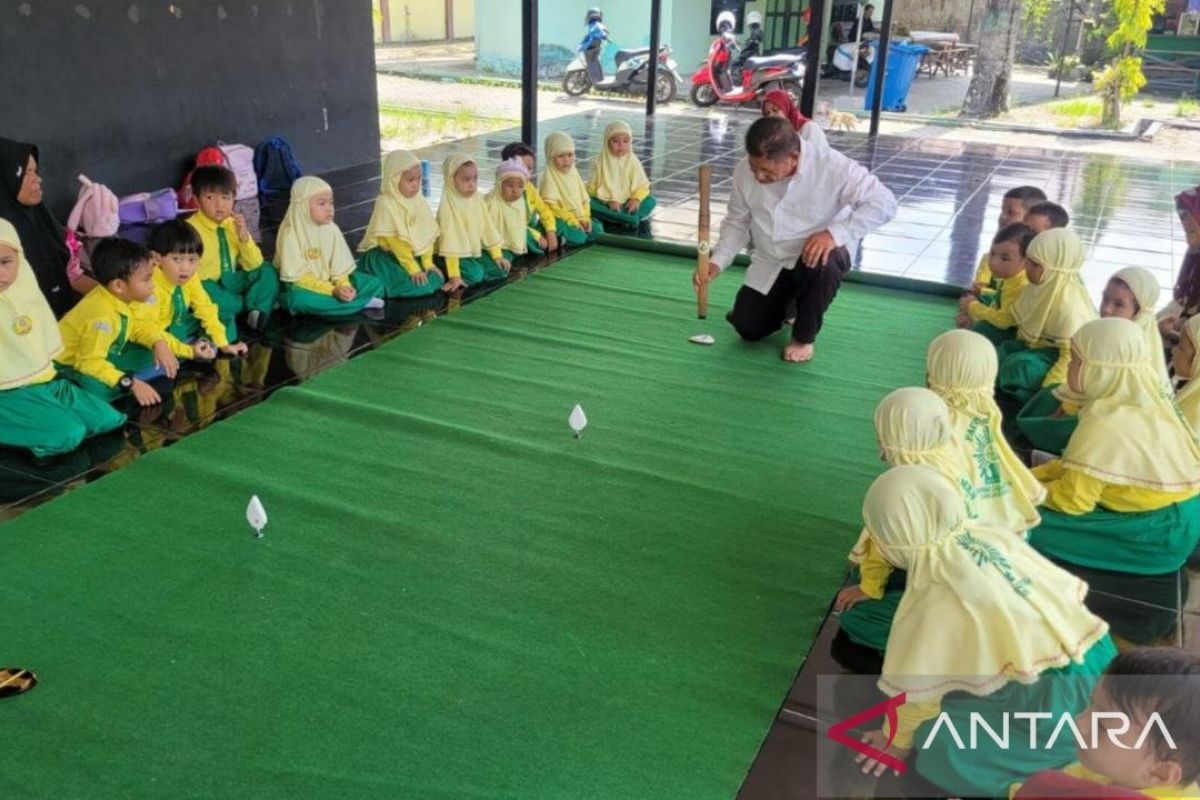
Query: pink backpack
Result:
<box><xmin>66</xmin><ymin>174</ymin><xmax>119</xmax><ymax>237</ymax></box>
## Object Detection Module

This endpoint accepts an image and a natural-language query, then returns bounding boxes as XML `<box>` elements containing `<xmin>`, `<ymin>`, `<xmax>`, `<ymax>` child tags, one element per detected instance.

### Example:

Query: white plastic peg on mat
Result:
<box><xmin>246</xmin><ymin>495</ymin><xmax>268</xmax><ymax>538</ymax></box>
<box><xmin>689</xmin><ymin>334</ymin><xmax>715</xmax><ymax>346</ymax></box>
<box><xmin>569</xmin><ymin>404</ymin><xmax>588</xmax><ymax>438</ymax></box>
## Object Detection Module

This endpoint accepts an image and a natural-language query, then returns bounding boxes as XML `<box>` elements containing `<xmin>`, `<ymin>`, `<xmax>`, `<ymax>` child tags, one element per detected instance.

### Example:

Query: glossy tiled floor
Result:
<box><xmin>5</xmin><ymin>111</ymin><xmax>1200</xmax><ymax>797</ymax></box>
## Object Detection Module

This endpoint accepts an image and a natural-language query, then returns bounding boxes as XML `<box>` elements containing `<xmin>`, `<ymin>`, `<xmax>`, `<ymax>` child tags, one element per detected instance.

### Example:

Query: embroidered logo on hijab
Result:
<box><xmin>306</xmin><ymin>247</ymin><xmax>321</xmax><ymax>261</ymax></box>
<box><xmin>13</xmin><ymin>314</ymin><xmax>33</xmax><ymax>335</ymax></box>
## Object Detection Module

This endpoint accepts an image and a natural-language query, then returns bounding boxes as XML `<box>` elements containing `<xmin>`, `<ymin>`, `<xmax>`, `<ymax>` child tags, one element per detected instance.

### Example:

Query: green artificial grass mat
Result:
<box><xmin>1</xmin><ymin>246</ymin><xmax>954</xmax><ymax>798</ymax></box>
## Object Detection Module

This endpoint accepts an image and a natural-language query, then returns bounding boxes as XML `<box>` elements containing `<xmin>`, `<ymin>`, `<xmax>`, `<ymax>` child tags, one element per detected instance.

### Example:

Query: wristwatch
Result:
<box><xmin>118</xmin><ymin>374</ymin><xmax>134</xmax><ymax>391</ymax></box>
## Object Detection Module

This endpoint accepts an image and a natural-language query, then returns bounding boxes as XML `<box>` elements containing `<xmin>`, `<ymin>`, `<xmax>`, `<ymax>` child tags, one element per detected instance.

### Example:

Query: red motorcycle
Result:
<box><xmin>688</xmin><ymin>35</ymin><xmax>805</xmax><ymax>107</ymax></box>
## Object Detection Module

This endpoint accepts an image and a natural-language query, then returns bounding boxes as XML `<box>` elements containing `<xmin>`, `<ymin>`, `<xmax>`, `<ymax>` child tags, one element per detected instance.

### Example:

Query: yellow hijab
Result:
<box><xmin>539</xmin><ymin>132</ymin><xmax>590</xmax><ymax>218</ymax></box>
<box><xmin>275</xmin><ymin>176</ymin><xmax>356</xmax><ymax>284</ymax></box>
<box><xmin>867</xmin><ymin>465</ymin><xmax>1108</xmax><ymax>702</ymax></box>
<box><xmin>1177</xmin><ymin>315</ymin><xmax>1200</xmax><ymax>432</ymax></box>
<box><xmin>1064</xmin><ymin>317</ymin><xmax>1200</xmax><ymax>492</ymax></box>
<box><xmin>485</xmin><ymin>159</ymin><xmax>531</xmax><ymax>255</ymax></box>
<box><xmin>927</xmin><ymin>330</ymin><xmax>1045</xmax><ymax>531</ymax></box>
<box><xmin>1013</xmin><ymin>228</ymin><xmax>1097</xmax><ymax>347</ymax></box>
<box><xmin>358</xmin><ymin>151</ymin><xmax>440</xmax><ymax>254</ymax></box>
<box><xmin>437</xmin><ymin>155</ymin><xmax>502</xmax><ymax>258</ymax></box>
<box><xmin>587</xmin><ymin>121</ymin><xmax>650</xmax><ymax>204</ymax></box>
<box><xmin>1112</xmin><ymin>266</ymin><xmax>1170</xmax><ymax>389</ymax></box>
<box><xmin>0</xmin><ymin>218</ymin><xmax>62</xmax><ymax>390</ymax></box>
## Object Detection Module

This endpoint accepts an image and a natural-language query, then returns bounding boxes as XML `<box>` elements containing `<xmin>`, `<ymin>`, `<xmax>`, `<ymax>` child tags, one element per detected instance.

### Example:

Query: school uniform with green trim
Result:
<box><xmin>134</xmin><ymin>267</ymin><xmax>230</xmax><ymax>351</ymax></box>
<box><xmin>186</xmin><ymin>211</ymin><xmax>280</xmax><ymax>339</ymax></box>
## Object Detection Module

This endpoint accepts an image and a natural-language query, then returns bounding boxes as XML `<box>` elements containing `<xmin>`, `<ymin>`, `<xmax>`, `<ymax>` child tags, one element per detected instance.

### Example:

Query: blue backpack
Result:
<box><xmin>253</xmin><ymin>136</ymin><xmax>304</xmax><ymax>195</ymax></box>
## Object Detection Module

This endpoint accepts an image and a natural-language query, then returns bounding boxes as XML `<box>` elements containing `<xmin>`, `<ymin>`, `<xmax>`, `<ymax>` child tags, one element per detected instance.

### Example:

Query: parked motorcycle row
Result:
<box><xmin>560</xmin><ymin>8</ymin><xmax>806</xmax><ymax>108</ymax></box>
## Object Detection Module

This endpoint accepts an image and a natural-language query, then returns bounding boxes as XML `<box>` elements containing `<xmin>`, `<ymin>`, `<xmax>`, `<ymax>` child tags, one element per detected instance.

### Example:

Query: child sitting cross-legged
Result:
<box><xmin>500</xmin><ymin>142</ymin><xmax>559</xmax><ymax>251</ymax></box>
<box><xmin>539</xmin><ymin>132</ymin><xmax>601</xmax><ymax>246</ymax></box>
<box><xmin>436</xmin><ymin>155</ymin><xmax>510</xmax><ymax>290</ymax></box>
<box><xmin>185</xmin><ymin>165</ymin><xmax>280</xmax><ymax>337</ymax></box>
<box><xmin>586</xmin><ymin>121</ymin><xmax>656</xmax><ymax>230</ymax></box>
<box><xmin>137</xmin><ymin>220</ymin><xmax>248</xmax><ymax>360</ymax></box>
<box><xmin>1012</xmin><ymin>647</ymin><xmax>1200</xmax><ymax>799</ymax></box>
<box><xmin>957</xmin><ymin>222</ymin><xmax>1036</xmax><ymax>345</ymax></box>
<box><xmin>356</xmin><ymin>151</ymin><xmax>446</xmax><ymax>298</ymax></box>
<box><xmin>57</xmin><ymin>238</ymin><xmax>199</xmax><ymax>407</ymax></box>
<box><xmin>0</xmin><ymin>218</ymin><xmax>125</xmax><ymax>457</ymax></box>
<box><xmin>276</xmin><ymin>176</ymin><xmax>385</xmax><ymax>318</ymax></box>
<box><xmin>486</xmin><ymin>158</ymin><xmax>546</xmax><ymax>263</ymax></box>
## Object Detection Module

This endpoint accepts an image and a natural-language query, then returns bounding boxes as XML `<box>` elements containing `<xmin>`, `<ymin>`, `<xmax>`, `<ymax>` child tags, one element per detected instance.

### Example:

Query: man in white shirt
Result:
<box><xmin>695</xmin><ymin>117</ymin><xmax>897</xmax><ymax>362</ymax></box>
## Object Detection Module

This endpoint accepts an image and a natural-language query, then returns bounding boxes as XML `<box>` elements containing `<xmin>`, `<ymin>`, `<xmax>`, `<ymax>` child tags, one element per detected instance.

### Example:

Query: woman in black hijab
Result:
<box><xmin>0</xmin><ymin>137</ymin><xmax>94</xmax><ymax>317</ymax></box>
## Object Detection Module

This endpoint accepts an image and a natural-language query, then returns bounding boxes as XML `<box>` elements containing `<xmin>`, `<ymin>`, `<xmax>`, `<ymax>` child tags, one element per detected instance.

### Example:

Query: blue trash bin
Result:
<box><xmin>863</xmin><ymin>41</ymin><xmax>930</xmax><ymax>112</ymax></box>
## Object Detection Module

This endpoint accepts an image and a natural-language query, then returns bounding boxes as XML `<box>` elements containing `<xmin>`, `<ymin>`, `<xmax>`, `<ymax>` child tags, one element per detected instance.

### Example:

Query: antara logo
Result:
<box><xmin>827</xmin><ymin>693</ymin><xmax>909</xmax><ymax>774</ymax></box>
<box><xmin>920</xmin><ymin>711</ymin><xmax>1177</xmax><ymax>752</ymax></box>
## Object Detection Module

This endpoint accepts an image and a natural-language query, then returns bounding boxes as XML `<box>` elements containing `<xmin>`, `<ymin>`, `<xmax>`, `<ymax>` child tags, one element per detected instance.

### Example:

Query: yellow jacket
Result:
<box><xmin>58</xmin><ymin>287</ymin><xmax>178</xmax><ymax>387</ymax></box>
<box><xmin>524</xmin><ymin>182</ymin><xmax>557</xmax><ymax>231</ymax></box>
<box><xmin>968</xmin><ymin>271</ymin><xmax>1029</xmax><ymax>329</ymax></box>
<box><xmin>135</xmin><ymin>268</ymin><xmax>229</xmax><ymax>347</ymax></box>
<box><xmin>973</xmin><ymin>252</ymin><xmax>998</xmax><ymax>296</ymax></box>
<box><xmin>380</xmin><ymin>236</ymin><xmax>435</xmax><ymax>277</ymax></box>
<box><xmin>1033</xmin><ymin>459</ymin><xmax>1198</xmax><ymax>515</ymax></box>
<box><xmin>186</xmin><ymin>212</ymin><xmax>265</xmax><ymax>282</ymax></box>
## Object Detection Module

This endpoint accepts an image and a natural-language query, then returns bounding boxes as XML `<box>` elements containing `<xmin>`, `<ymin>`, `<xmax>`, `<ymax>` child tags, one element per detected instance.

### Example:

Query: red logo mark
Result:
<box><xmin>826</xmin><ymin>692</ymin><xmax>909</xmax><ymax>774</ymax></box>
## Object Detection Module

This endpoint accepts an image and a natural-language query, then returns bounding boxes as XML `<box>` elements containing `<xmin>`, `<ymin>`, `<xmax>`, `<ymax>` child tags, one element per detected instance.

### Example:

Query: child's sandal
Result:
<box><xmin>0</xmin><ymin>668</ymin><xmax>38</xmax><ymax>699</ymax></box>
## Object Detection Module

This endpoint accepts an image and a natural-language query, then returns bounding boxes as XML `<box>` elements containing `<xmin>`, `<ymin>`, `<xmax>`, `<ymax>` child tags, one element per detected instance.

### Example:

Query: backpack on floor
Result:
<box><xmin>118</xmin><ymin>188</ymin><xmax>180</xmax><ymax>225</ymax></box>
<box><xmin>254</xmin><ymin>136</ymin><xmax>304</xmax><ymax>196</ymax></box>
<box><xmin>178</xmin><ymin>142</ymin><xmax>258</xmax><ymax>209</ymax></box>
<box><xmin>65</xmin><ymin>174</ymin><xmax>120</xmax><ymax>237</ymax></box>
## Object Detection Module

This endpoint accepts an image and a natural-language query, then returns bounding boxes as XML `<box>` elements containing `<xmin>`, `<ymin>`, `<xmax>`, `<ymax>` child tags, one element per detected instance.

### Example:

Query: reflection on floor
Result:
<box><xmin>5</xmin><ymin>110</ymin><xmax>1198</xmax><ymax>798</ymax></box>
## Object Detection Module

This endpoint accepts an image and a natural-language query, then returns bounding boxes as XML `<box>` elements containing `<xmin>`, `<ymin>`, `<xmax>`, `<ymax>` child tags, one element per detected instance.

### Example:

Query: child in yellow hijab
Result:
<box><xmin>1174</xmin><ymin>315</ymin><xmax>1200</xmax><ymax>433</ymax></box>
<box><xmin>1029</xmin><ymin>317</ymin><xmax>1200</xmax><ymax>578</ymax></box>
<box><xmin>277</xmin><ymin>177</ymin><xmax>385</xmax><ymax>318</ymax></box>
<box><xmin>485</xmin><ymin>158</ymin><xmax>546</xmax><ymax>262</ymax></box>
<box><xmin>1017</xmin><ymin>266</ymin><xmax>1168</xmax><ymax>455</ymax></box>
<box><xmin>851</xmin><ymin>465</ymin><xmax>1113</xmax><ymax>800</ymax></box>
<box><xmin>836</xmin><ymin>387</ymin><xmax>980</xmax><ymax>661</ymax></box>
<box><xmin>436</xmin><ymin>155</ymin><xmax>510</xmax><ymax>289</ymax></box>
<box><xmin>586</xmin><ymin>121</ymin><xmax>656</xmax><ymax>230</ymax></box>
<box><xmin>997</xmin><ymin>228</ymin><xmax>1097</xmax><ymax>404</ymax></box>
<box><xmin>539</xmin><ymin>132</ymin><xmax>601</xmax><ymax>247</ymax></box>
<box><xmin>0</xmin><ymin>218</ymin><xmax>123</xmax><ymax>456</ymax></box>
<box><xmin>357</xmin><ymin>151</ymin><xmax>446</xmax><ymax>298</ymax></box>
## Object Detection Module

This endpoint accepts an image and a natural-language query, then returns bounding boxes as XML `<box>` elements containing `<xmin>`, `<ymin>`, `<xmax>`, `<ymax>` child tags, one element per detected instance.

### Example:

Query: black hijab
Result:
<box><xmin>0</xmin><ymin>137</ymin><xmax>78</xmax><ymax>317</ymax></box>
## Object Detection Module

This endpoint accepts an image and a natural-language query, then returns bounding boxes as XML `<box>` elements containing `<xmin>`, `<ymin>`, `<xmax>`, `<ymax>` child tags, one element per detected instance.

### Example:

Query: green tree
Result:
<box><xmin>1093</xmin><ymin>0</ymin><xmax>1164</xmax><ymax>127</ymax></box>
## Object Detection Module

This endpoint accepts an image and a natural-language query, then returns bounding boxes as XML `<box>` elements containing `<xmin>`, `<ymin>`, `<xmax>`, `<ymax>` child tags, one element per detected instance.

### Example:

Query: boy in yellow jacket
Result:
<box><xmin>185</xmin><ymin>166</ymin><xmax>279</xmax><ymax>338</ymax></box>
<box><xmin>57</xmin><ymin>238</ymin><xmax>200</xmax><ymax>407</ymax></box>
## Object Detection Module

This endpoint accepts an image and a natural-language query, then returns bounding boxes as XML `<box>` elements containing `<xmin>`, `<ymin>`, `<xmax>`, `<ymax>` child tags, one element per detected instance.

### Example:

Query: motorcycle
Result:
<box><xmin>562</xmin><ymin>42</ymin><xmax>682</xmax><ymax>104</ymax></box>
<box><xmin>689</xmin><ymin>36</ymin><xmax>805</xmax><ymax>108</ymax></box>
<box><xmin>822</xmin><ymin>40</ymin><xmax>875</xmax><ymax>88</ymax></box>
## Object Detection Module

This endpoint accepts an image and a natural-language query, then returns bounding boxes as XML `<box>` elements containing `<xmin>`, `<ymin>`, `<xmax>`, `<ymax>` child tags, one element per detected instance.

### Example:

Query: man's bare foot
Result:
<box><xmin>782</xmin><ymin>342</ymin><xmax>815</xmax><ymax>363</ymax></box>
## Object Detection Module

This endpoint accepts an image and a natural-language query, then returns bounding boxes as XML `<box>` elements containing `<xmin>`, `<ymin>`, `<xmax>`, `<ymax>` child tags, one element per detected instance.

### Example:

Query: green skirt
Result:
<box><xmin>456</xmin><ymin>254</ymin><xmax>508</xmax><ymax>285</ymax></box>
<box><xmin>914</xmin><ymin>636</ymin><xmax>1117</xmax><ymax>800</ymax></box>
<box><xmin>0</xmin><ymin>379</ymin><xmax>125</xmax><ymax>457</ymax></box>
<box><xmin>589</xmin><ymin>195</ymin><xmax>658</xmax><ymax>228</ymax></box>
<box><xmin>1029</xmin><ymin>496</ymin><xmax>1200</xmax><ymax>575</ymax></box>
<box><xmin>280</xmin><ymin>272</ymin><xmax>386</xmax><ymax>318</ymax></box>
<box><xmin>971</xmin><ymin>320</ymin><xmax>1016</xmax><ymax>347</ymax></box>
<box><xmin>997</xmin><ymin>340</ymin><xmax>1057</xmax><ymax>404</ymax></box>
<box><xmin>355</xmin><ymin>248</ymin><xmax>445</xmax><ymax>298</ymax></box>
<box><xmin>555</xmin><ymin>218</ymin><xmax>604</xmax><ymax>247</ymax></box>
<box><xmin>1016</xmin><ymin>385</ymin><xmax>1078</xmax><ymax>455</ymax></box>
<box><xmin>836</xmin><ymin>569</ymin><xmax>907</xmax><ymax>654</ymax></box>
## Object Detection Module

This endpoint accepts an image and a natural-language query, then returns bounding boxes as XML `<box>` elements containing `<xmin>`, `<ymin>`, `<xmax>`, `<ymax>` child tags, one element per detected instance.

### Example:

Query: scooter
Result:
<box><xmin>822</xmin><ymin>40</ymin><xmax>875</xmax><ymax>88</ymax></box>
<box><xmin>562</xmin><ymin>42</ymin><xmax>683</xmax><ymax>104</ymax></box>
<box><xmin>689</xmin><ymin>37</ymin><xmax>805</xmax><ymax>108</ymax></box>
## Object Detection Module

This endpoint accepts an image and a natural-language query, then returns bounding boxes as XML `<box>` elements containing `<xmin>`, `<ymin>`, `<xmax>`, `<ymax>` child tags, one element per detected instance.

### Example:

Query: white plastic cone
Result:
<box><xmin>569</xmin><ymin>404</ymin><xmax>588</xmax><ymax>438</ymax></box>
<box><xmin>246</xmin><ymin>495</ymin><xmax>268</xmax><ymax>538</ymax></box>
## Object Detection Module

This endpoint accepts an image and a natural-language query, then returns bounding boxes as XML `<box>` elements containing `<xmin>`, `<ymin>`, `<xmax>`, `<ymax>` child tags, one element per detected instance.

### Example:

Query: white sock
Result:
<box><xmin>365</xmin><ymin>297</ymin><xmax>385</xmax><ymax>310</ymax></box>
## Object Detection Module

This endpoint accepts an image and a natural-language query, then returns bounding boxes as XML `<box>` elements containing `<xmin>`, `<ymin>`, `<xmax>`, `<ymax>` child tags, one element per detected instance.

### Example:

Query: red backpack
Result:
<box><xmin>178</xmin><ymin>143</ymin><xmax>258</xmax><ymax>209</ymax></box>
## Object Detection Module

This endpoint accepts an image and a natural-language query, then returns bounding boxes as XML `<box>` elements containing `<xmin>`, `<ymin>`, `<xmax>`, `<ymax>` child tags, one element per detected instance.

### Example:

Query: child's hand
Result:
<box><xmin>834</xmin><ymin>585</ymin><xmax>870</xmax><ymax>612</ymax></box>
<box><xmin>546</xmin><ymin>231</ymin><xmax>559</xmax><ymax>250</ymax></box>
<box><xmin>537</xmin><ymin>236</ymin><xmax>548</xmax><ymax>249</ymax></box>
<box><xmin>233</xmin><ymin>213</ymin><xmax>250</xmax><ymax>243</ymax></box>
<box><xmin>1160</xmin><ymin>316</ymin><xmax>1181</xmax><ymax>338</ymax></box>
<box><xmin>970</xmin><ymin>282</ymin><xmax>986</xmax><ymax>294</ymax></box>
<box><xmin>192</xmin><ymin>340</ymin><xmax>217</xmax><ymax>361</ymax></box>
<box><xmin>955</xmin><ymin>313</ymin><xmax>971</xmax><ymax>329</ymax></box>
<box><xmin>608</xmin><ymin>201</ymin><xmax>621</xmax><ymax>212</ymax></box>
<box><xmin>855</xmin><ymin>729</ymin><xmax>908</xmax><ymax>777</ymax></box>
<box><xmin>581</xmin><ymin>219</ymin><xmax>593</xmax><ymax>233</ymax></box>
<box><xmin>153</xmin><ymin>340</ymin><xmax>180</xmax><ymax>378</ymax></box>
<box><xmin>497</xmin><ymin>257</ymin><xmax>512</xmax><ymax>273</ymax></box>
<box><xmin>411</xmin><ymin>269</ymin><xmax>429</xmax><ymax>286</ymax></box>
<box><xmin>131</xmin><ymin>378</ymin><xmax>162</xmax><ymax>407</ymax></box>
<box><xmin>220</xmin><ymin>342</ymin><xmax>248</xmax><ymax>357</ymax></box>
<box><xmin>957</xmin><ymin>295</ymin><xmax>974</xmax><ymax>312</ymax></box>
<box><xmin>624</xmin><ymin>199</ymin><xmax>641</xmax><ymax>214</ymax></box>
<box><xmin>442</xmin><ymin>277</ymin><xmax>465</xmax><ymax>293</ymax></box>
<box><xmin>333</xmin><ymin>284</ymin><xmax>357</xmax><ymax>303</ymax></box>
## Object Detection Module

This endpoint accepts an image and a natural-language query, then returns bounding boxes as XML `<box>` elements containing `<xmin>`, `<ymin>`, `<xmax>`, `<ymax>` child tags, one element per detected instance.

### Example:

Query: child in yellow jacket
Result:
<box><xmin>58</xmin><ymin>238</ymin><xmax>202</xmax><ymax>406</ymax></box>
<box><xmin>969</xmin><ymin>185</ymin><xmax>1045</xmax><ymax>299</ymax></box>
<box><xmin>356</xmin><ymin>151</ymin><xmax>446</xmax><ymax>298</ymax></box>
<box><xmin>185</xmin><ymin>165</ymin><xmax>280</xmax><ymax>338</ymax></box>
<box><xmin>0</xmin><ymin>218</ymin><xmax>124</xmax><ymax>456</ymax></box>
<box><xmin>957</xmin><ymin>222</ymin><xmax>1035</xmax><ymax>345</ymax></box>
<box><xmin>586</xmin><ymin>120</ymin><xmax>656</xmax><ymax>229</ymax></box>
<box><xmin>501</xmin><ymin>142</ymin><xmax>559</xmax><ymax>251</ymax></box>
